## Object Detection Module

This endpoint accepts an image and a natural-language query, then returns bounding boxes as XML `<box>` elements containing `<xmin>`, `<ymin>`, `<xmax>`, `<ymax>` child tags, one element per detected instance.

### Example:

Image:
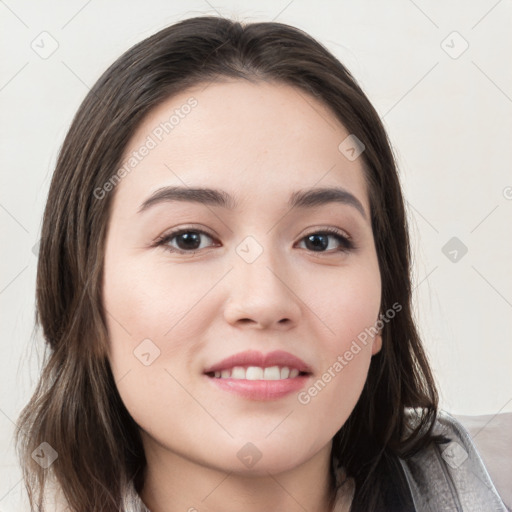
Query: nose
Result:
<box><xmin>223</xmin><ymin>239</ymin><xmax>302</xmax><ymax>330</ymax></box>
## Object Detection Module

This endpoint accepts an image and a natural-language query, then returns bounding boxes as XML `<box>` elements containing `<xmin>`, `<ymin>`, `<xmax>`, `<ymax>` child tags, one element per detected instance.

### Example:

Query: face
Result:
<box><xmin>102</xmin><ymin>80</ymin><xmax>382</xmax><ymax>476</ymax></box>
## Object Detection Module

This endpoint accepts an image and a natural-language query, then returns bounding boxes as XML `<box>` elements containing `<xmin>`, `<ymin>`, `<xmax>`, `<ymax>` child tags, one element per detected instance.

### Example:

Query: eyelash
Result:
<box><xmin>154</xmin><ymin>226</ymin><xmax>356</xmax><ymax>256</ymax></box>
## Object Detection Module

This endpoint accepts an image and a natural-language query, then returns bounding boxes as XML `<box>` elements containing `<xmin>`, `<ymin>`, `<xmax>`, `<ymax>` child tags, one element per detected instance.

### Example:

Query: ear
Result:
<box><xmin>371</xmin><ymin>332</ymin><xmax>382</xmax><ymax>355</ymax></box>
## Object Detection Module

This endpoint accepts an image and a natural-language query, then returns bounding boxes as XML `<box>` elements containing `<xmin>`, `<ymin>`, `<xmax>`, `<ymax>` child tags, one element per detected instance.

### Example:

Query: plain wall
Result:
<box><xmin>1</xmin><ymin>1</ymin><xmax>511</xmax><ymax>509</ymax></box>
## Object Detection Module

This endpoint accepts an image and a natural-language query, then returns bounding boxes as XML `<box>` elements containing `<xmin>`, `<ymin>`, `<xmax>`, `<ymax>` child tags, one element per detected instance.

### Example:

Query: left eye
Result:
<box><xmin>156</xmin><ymin>228</ymin><xmax>354</xmax><ymax>255</ymax></box>
<box><xmin>297</xmin><ymin>230</ymin><xmax>354</xmax><ymax>253</ymax></box>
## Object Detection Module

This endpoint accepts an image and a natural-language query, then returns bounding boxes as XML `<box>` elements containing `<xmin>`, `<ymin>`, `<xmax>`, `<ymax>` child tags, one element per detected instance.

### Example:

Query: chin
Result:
<box><xmin>221</xmin><ymin>436</ymin><xmax>324</xmax><ymax>476</ymax></box>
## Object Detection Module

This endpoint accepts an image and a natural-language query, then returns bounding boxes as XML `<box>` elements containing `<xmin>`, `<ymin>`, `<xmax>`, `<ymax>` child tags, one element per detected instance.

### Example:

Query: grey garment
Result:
<box><xmin>399</xmin><ymin>410</ymin><xmax>508</xmax><ymax>511</ymax></box>
<box><xmin>123</xmin><ymin>410</ymin><xmax>508</xmax><ymax>512</ymax></box>
<box><xmin>122</xmin><ymin>484</ymin><xmax>150</xmax><ymax>512</ymax></box>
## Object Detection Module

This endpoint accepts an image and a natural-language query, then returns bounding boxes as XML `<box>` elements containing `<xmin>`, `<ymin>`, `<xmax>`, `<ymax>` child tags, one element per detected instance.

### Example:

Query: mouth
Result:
<box><xmin>203</xmin><ymin>350</ymin><xmax>312</xmax><ymax>400</ymax></box>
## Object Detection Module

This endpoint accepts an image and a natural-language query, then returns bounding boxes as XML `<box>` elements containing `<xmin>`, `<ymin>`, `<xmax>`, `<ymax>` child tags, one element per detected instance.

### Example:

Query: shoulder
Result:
<box><xmin>399</xmin><ymin>409</ymin><xmax>508</xmax><ymax>511</ymax></box>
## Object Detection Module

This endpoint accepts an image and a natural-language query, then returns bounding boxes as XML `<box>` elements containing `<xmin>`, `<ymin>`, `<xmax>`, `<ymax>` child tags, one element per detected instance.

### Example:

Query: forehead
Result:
<box><xmin>114</xmin><ymin>80</ymin><xmax>370</xmax><ymax>215</ymax></box>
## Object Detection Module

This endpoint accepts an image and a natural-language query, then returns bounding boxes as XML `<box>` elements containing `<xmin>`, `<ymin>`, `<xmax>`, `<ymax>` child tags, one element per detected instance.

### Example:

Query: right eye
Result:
<box><xmin>155</xmin><ymin>228</ymin><xmax>219</xmax><ymax>255</ymax></box>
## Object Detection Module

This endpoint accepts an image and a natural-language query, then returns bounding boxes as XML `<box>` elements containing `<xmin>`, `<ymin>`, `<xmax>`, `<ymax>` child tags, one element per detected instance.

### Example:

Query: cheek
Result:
<box><xmin>102</xmin><ymin>255</ymin><xmax>221</xmax><ymax>361</ymax></box>
<box><xmin>293</xmin><ymin>259</ymin><xmax>380</xmax><ymax>420</ymax></box>
<box><xmin>102</xmin><ymin>253</ymin><xmax>222</xmax><ymax>434</ymax></box>
<box><xmin>103</xmin><ymin>263</ymin><xmax>201</xmax><ymax>442</ymax></box>
<box><xmin>103</xmin><ymin>258</ymin><xmax>183</xmax><ymax>337</ymax></box>
<box><xmin>297</xmin><ymin>257</ymin><xmax>381</xmax><ymax>350</ymax></box>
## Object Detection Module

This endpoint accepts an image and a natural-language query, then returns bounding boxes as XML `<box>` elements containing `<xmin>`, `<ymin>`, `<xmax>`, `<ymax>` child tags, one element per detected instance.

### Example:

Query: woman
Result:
<box><xmin>16</xmin><ymin>15</ymin><xmax>506</xmax><ymax>512</ymax></box>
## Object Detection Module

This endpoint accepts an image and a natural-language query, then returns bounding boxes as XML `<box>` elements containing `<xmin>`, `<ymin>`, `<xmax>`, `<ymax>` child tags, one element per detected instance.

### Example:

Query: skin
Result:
<box><xmin>102</xmin><ymin>79</ymin><xmax>382</xmax><ymax>512</ymax></box>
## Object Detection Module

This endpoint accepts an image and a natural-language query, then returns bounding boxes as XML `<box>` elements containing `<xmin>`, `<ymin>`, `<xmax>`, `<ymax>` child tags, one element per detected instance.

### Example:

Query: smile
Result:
<box><xmin>203</xmin><ymin>350</ymin><xmax>312</xmax><ymax>400</ymax></box>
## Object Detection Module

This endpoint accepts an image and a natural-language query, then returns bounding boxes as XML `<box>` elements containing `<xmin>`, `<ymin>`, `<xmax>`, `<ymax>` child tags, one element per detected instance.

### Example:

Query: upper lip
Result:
<box><xmin>204</xmin><ymin>350</ymin><xmax>312</xmax><ymax>374</ymax></box>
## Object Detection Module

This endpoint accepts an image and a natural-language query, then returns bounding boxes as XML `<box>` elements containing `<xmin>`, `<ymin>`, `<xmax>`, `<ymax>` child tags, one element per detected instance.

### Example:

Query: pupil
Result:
<box><xmin>179</xmin><ymin>232</ymin><xmax>200</xmax><ymax>250</ymax></box>
<box><xmin>306</xmin><ymin>234</ymin><xmax>327</xmax><ymax>251</ymax></box>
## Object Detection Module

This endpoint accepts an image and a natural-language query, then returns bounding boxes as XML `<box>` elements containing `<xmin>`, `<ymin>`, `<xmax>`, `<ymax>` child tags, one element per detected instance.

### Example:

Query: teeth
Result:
<box><xmin>246</xmin><ymin>366</ymin><xmax>263</xmax><ymax>380</ymax></box>
<box><xmin>231</xmin><ymin>367</ymin><xmax>246</xmax><ymax>379</ymax></box>
<box><xmin>211</xmin><ymin>366</ymin><xmax>304</xmax><ymax>380</ymax></box>
<box><xmin>263</xmin><ymin>366</ymin><xmax>281</xmax><ymax>380</ymax></box>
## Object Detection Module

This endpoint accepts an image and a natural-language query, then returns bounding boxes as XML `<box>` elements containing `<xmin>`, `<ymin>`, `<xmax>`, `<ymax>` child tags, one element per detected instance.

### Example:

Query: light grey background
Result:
<box><xmin>1</xmin><ymin>1</ymin><xmax>511</xmax><ymax>509</ymax></box>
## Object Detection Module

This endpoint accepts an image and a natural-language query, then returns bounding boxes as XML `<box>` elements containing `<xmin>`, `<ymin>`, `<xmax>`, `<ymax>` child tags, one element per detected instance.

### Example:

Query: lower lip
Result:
<box><xmin>205</xmin><ymin>374</ymin><xmax>310</xmax><ymax>400</ymax></box>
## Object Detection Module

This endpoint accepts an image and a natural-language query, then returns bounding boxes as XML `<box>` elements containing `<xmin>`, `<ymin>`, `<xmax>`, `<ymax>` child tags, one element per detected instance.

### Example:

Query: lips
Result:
<box><xmin>203</xmin><ymin>349</ymin><xmax>312</xmax><ymax>375</ymax></box>
<box><xmin>203</xmin><ymin>350</ymin><xmax>312</xmax><ymax>400</ymax></box>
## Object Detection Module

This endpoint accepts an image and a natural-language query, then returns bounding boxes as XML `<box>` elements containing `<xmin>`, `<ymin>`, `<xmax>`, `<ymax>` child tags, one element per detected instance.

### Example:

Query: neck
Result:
<box><xmin>139</xmin><ymin>441</ymin><xmax>343</xmax><ymax>512</ymax></box>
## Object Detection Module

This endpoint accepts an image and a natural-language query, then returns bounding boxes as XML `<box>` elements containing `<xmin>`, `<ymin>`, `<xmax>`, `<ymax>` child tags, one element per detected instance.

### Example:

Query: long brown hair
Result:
<box><xmin>16</xmin><ymin>15</ymin><xmax>440</xmax><ymax>511</ymax></box>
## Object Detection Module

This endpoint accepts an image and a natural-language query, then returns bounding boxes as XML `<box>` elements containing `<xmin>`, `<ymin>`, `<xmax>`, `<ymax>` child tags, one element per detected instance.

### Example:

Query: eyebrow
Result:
<box><xmin>138</xmin><ymin>185</ymin><xmax>367</xmax><ymax>220</ymax></box>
